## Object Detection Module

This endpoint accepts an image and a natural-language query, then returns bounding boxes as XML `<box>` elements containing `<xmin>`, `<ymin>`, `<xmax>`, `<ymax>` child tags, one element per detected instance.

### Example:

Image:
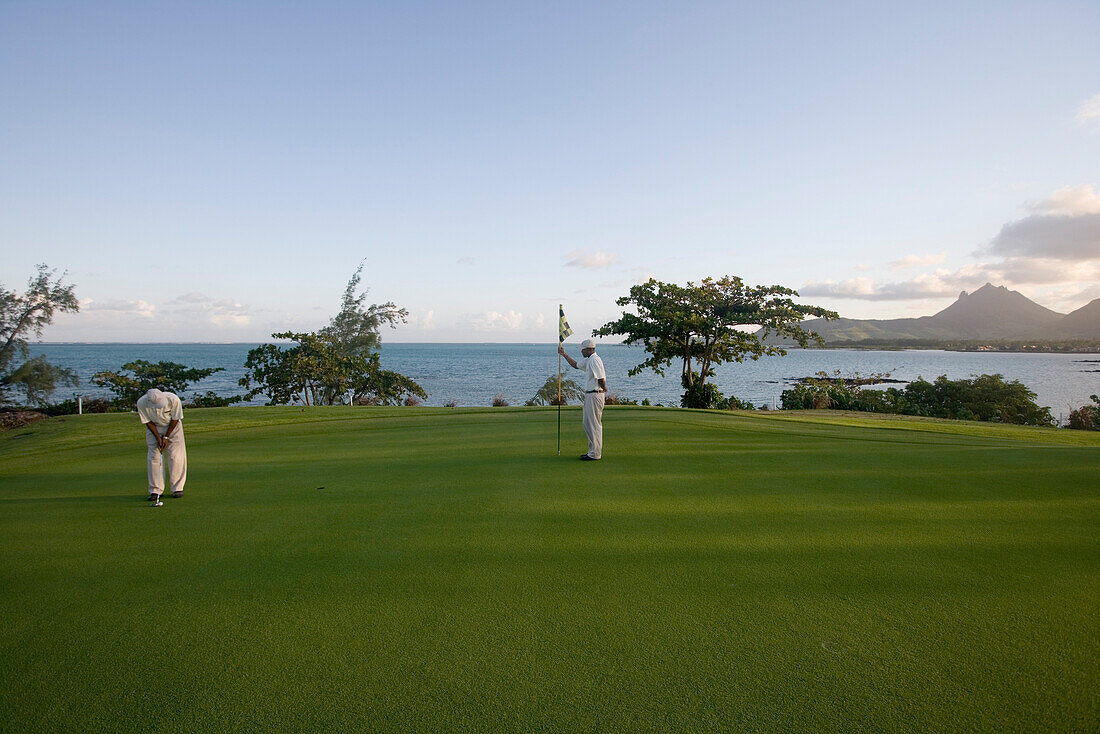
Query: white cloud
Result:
<box><xmin>405</xmin><ymin>309</ymin><xmax>435</xmax><ymax>330</ymax></box>
<box><xmin>81</xmin><ymin>298</ymin><xmax>157</xmax><ymax>318</ymax></box>
<box><xmin>986</xmin><ymin>212</ymin><xmax>1100</xmax><ymax>261</ymax></box>
<box><xmin>456</xmin><ymin>257</ymin><xmax>475</xmax><ymax>266</ymax></box>
<box><xmin>800</xmin><ymin>275</ymin><xmax>970</xmax><ymax>301</ymax></box>
<box><xmin>800</xmin><ymin>277</ymin><xmax>877</xmax><ymax>299</ymax></box>
<box><xmin>1076</xmin><ymin>93</ymin><xmax>1100</xmax><ymax>122</ymax></box>
<box><xmin>469</xmin><ymin>310</ymin><xmax>528</xmax><ymax>330</ymax></box>
<box><xmin>1067</xmin><ymin>282</ymin><xmax>1100</xmax><ymax>305</ymax></box>
<box><xmin>172</xmin><ymin>292</ymin><xmax>211</xmax><ymax>304</ymax></box>
<box><xmin>564</xmin><ymin>249</ymin><xmax>621</xmax><ymax>269</ymax></box>
<box><xmin>1025</xmin><ymin>185</ymin><xmax>1100</xmax><ymax>216</ymax></box>
<box><xmin>889</xmin><ymin>252</ymin><xmax>946</xmax><ymax>270</ymax></box>
<box><xmin>802</xmin><ymin>258</ymin><xmax>1100</xmax><ymax>302</ymax></box>
<box><xmin>1035</xmin><ymin>283</ymin><xmax>1100</xmax><ymax>313</ymax></box>
<box><xmin>161</xmin><ymin>294</ymin><xmax>252</xmax><ymax>328</ymax></box>
<box><xmin>992</xmin><ymin>257</ymin><xmax>1100</xmax><ymax>286</ymax></box>
<box><xmin>208</xmin><ymin>312</ymin><xmax>251</xmax><ymax>327</ymax></box>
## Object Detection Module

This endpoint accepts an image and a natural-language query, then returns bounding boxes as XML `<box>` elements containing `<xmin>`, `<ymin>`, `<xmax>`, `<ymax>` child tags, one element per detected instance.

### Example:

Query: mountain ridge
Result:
<box><xmin>792</xmin><ymin>284</ymin><xmax>1100</xmax><ymax>343</ymax></box>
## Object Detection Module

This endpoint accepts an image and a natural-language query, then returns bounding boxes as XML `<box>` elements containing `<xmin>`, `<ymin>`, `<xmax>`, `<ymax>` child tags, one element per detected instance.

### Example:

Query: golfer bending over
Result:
<box><xmin>559</xmin><ymin>339</ymin><xmax>607</xmax><ymax>461</ymax></box>
<box><xmin>136</xmin><ymin>388</ymin><xmax>187</xmax><ymax>506</ymax></box>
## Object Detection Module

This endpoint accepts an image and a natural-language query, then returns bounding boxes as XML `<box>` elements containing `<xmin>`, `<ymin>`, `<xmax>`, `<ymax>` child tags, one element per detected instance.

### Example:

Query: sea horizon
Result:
<box><xmin>33</xmin><ymin>341</ymin><xmax>588</xmax><ymax>346</ymax></box>
<box><xmin>24</xmin><ymin>342</ymin><xmax>1100</xmax><ymax>419</ymax></box>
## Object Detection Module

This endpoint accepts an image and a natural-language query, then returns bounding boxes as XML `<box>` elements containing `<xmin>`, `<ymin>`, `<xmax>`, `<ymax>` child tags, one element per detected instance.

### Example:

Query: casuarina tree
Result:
<box><xmin>240</xmin><ymin>264</ymin><xmax>424</xmax><ymax>406</ymax></box>
<box><xmin>0</xmin><ymin>265</ymin><xmax>79</xmax><ymax>406</ymax></box>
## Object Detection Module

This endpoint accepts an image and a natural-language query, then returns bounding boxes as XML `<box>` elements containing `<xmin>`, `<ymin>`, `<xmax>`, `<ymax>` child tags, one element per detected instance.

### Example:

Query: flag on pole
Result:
<box><xmin>559</xmin><ymin>306</ymin><xmax>573</xmax><ymax>344</ymax></box>
<box><xmin>557</xmin><ymin>304</ymin><xmax>571</xmax><ymax>455</ymax></box>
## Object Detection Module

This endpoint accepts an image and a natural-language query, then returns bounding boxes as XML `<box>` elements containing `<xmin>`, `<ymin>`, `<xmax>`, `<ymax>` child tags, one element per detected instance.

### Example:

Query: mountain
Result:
<box><xmin>930</xmin><ymin>284</ymin><xmax>1063</xmax><ymax>338</ymax></box>
<box><xmin>1057</xmin><ymin>299</ymin><xmax>1100</xmax><ymax>339</ymax></box>
<box><xmin>785</xmin><ymin>284</ymin><xmax>1100</xmax><ymax>344</ymax></box>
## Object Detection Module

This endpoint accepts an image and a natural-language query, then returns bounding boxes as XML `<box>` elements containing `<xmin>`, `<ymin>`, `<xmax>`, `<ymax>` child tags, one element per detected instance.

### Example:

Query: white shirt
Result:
<box><xmin>579</xmin><ymin>353</ymin><xmax>606</xmax><ymax>392</ymax></box>
<box><xmin>136</xmin><ymin>391</ymin><xmax>184</xmax><ymax>426</ymax></box>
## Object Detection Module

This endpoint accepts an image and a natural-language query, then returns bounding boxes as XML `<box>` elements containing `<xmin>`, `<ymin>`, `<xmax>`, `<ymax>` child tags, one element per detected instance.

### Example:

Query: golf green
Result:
<box><xmin>2</xmin><ymin>406</ymin><xmax>1097</xmax><ymax>732</ymax></box>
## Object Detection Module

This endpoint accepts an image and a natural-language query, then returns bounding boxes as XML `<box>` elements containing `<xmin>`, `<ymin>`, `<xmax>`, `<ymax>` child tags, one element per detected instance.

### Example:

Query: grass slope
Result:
<box><xmin>2</xmin><ymin>407</ymin><xmax>1098</xmax><ymax>732</ymax></box>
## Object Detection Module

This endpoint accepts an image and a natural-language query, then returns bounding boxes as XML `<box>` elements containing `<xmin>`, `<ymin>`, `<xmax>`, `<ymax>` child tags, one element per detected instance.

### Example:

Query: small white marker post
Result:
<box><xmin>78</xmin><ymin>396</ymin><xmax>82</xmax><ymax>415</ymax></box>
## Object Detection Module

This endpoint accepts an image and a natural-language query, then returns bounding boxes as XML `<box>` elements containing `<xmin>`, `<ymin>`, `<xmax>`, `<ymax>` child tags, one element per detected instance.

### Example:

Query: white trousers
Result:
<box><xmin>146</xmin><ymin>423</ymin><xmax>187</xmax><ymax>495</ymax></box>
<box><xmin>583</xmin><ymin>392</ymin><xmax>604</xmax><ymax>459</ymax></box>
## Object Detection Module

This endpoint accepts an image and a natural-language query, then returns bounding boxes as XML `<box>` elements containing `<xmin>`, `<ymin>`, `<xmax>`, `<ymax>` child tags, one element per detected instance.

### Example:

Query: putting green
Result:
<box><xmin>2</xmin><ymin>407</ymin><xmax>1097</xmax><ymax>732</ymax></box>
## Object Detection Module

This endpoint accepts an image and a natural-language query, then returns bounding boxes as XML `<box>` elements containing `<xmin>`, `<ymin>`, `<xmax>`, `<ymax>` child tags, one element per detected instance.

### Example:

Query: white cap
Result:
<box><xmin>580</xmin><ymin>339</ymin><xmax>596</xmax><ymax>350</ymax></box>
<box><xmin>144</xmin><ymin>388</ymin><xmax>167</xmax><ymax>407</ymax></box>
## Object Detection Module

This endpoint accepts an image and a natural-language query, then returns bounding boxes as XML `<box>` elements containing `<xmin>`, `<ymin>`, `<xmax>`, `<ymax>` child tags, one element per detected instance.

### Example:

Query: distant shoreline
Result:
<box><xmin>818</xmin><ymin>342</ymin><xmax>1100</xmax><ymax>354</ymax></box>
<box><xmin>31</xmin><ymin>341</ymin><xmax>1100</xmax><ymax>354</ymax></box>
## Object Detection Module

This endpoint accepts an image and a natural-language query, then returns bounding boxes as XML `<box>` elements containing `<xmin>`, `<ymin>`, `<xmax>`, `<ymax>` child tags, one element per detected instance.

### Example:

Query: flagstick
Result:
<box><xmin>557</xmin><ymin>348</ymin><xmax>562</xmax><ymax>456</ymax></box>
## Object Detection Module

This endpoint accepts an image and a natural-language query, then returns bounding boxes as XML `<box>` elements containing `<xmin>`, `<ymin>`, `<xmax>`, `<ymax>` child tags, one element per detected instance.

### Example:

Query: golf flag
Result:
<box><xmin>559</xmin><ymin>305</ymin><xmax>573</xmax><ymax>344</ymax></box>
<box><xmin>556</xmin><ymin>304</ymin><xmax>572</xmax><ymax>455</ymax></box>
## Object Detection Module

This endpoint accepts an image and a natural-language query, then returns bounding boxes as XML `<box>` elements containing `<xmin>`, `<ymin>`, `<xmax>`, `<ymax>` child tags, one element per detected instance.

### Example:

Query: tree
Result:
<box><xmin>322</xmin><ymin>262</ymin><xmax>408</xmax><ymax>357</ymax></box>
<box><xmin>1067</xmin><ymin>394</ymin><xmax>1099</xmax><ymax>430</ymax></box>
<box><xmin>353</xmin><ymin>353</ymin><xmax>428</xmax><ymax>406</ymax></box>
<box><xmin>781</xmin><ymin>372</ymin><xmax>1055</xmax><ymax>426</ymax></box>
<box><xmin>595</xmin><ymin>276</ymin><xmax>838</xmax><ymax>408</ymax></box>
<box><xmin>0</xmin><ymin>265</ymin><xmax>79</xmax><ymax>406</ymax></box>
<box><xmin>248</xmin><ymin>331</ymin><xmax>369</xmax><ymax>406</ymax></box>
<box><xmin>92</xmin><ymin>360</ymin><xmax>225</xmax><ymax>407</ymax></box>
<box><xmin>186</xmin><ymin>391</ymin><xmax>243</xmax><ymax>408</ymax></box>
<box><xmin>240</xmin><ymin>267</ymin><xmax>423</xmax><ymax>406</ymax></box>
<box><xmin>526</xmin><ymin>374</ymin><xmax>585</xmax><ymax>406</ymax></box>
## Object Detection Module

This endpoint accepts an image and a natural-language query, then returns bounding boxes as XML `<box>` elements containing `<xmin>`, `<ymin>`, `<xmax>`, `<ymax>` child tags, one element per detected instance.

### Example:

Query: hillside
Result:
<box><xmin>1058</xmin><ymin>299</ymin><xmax>1100</xmax><ymax>338</ymax></box>
<box><xmin>789</xmin><ymin>284</ymin><xmax>1100</xmax><ymax>344</ymax></box>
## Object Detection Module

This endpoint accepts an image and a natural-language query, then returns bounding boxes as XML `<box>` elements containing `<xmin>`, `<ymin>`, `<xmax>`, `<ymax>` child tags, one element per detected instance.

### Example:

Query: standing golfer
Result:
<box><xmin>559</xmin><ymin>339</ymin><xmax>607</xmax><ymax>461</ymax></box>
<box><xmin>136</xmin><ymin>388</ymin><xmax>187</xmax><ymax>506</ymax></box>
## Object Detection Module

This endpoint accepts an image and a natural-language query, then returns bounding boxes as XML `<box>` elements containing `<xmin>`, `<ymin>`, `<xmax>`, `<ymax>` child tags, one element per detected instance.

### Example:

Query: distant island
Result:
<box><xmin>783</xmin><ymin>284</ymin><xmax>1100</xmax><ymax>352</ymax></box>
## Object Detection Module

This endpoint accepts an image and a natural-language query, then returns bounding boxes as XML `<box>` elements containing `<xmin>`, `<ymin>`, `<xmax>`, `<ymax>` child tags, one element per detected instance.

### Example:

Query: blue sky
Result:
<box><xmin>2</xmin><ymin>1</ymin><xmax>1098</xmax><ymax>342</ymax></box>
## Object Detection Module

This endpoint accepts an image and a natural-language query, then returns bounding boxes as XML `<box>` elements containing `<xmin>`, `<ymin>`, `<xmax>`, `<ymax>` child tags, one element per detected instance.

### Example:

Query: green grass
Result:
<box><xmin>2</xmin><ymin>406</ymin><xmax>1098</xmax><ymax>732</ymax></box>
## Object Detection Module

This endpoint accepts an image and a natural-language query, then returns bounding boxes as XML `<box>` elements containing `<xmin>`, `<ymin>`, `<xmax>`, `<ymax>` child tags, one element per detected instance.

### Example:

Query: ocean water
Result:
<box><xmin>27</xmin><ymin>343</ymin><xmax>1100</xmax><ymax>419</ymax></box>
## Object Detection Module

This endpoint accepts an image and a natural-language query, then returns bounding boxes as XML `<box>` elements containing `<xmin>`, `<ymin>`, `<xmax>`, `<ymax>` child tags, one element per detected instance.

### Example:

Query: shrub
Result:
<box><xmin>83</xmin><ymin>397</ymin><xmax>115</xmax><ymax>413</ymax></box>
<box><xmin>39</xmin><ymin>397</ymin><xmax>116</xmax><ymax>416</ymax></box>
<box><xmin>723</xmin><ymin>395</ymin><xmax>755</xmax><ymax>410</ymax></box>
<box><xmin>403</xmin><ymin>395</ymin><xmax>422</xmax><ymax>407</ymax></box>
<box><xmin>443</xmin><ymin>399</ymin><xmax>458</xmax><ymax>408</ymax></box>
<box><xmin>782</xmin><ymin>372</ymin><xmax>895</xmax><ymax>413</ymax></box>
<box><xmin>1067</xmin><ymin>394</ymin><xmax>1100</xmax><ymax>430</ymax></box>
<box><xmin>527</xmin><ymin>375</ymin><xmax>584</xmax><ymax>406</ymax></box>
<box><xmin>782</xmin><ymin>373</ymin><xmax>1053</xmax><ymax>426</ymax></box>
<box><xmin>0</xmin><ymin>410</ymin><xmax>50</xmax><ymax>430</ymax></box>
<box><xmin>37</xmin><ymin>398</ymin><xmax>79</xmax><ymax>416</ymax></box>
<box><xmin>896</xmin><ymin>374</ymin><xmax>1052</xmax><ymax>425</ymax></box>
<box><xmin>605</xmin><ymin>392</ymin><xmax>637</xmax><ymax>406</ymax></box>
<box><xmin>681</xmin><ymin>374</ymin><xmax>725</xmax><ymax>409</ymax></box>
<box><xmin>491</xmin><ymin>393</ymin><xmax>509</xmax><ymax>407</ymax></box>
<box><xmin>187</xmin><ymin>391</ymin><xmax>243</xmax><ymax>408</ymax></box>
<box><xmin>641</xmin><ymin>398</ymin><xmax>651</xmax><ymax>406</ymax></box>
<box><xmin>93</xmin><ymin>360</ymin><xmax>224</xmax><ymax>407</ymax></box>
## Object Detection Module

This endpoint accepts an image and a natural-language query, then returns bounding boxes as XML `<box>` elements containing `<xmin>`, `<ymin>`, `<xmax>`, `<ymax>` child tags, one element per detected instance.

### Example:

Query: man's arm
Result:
<box><xmin>145</xmin><ymin>421</ymin><xmax>165</xmax><ymax>450</ymax></box>
<box><xmin>558</xmin><ymin>345</ymin><xmax>578</xmax><ymax>369</ymax></box>
<box><xmin>597</xmin><ymin>378</ymin><xmax>607</xmax><ymax>392</ymax></box>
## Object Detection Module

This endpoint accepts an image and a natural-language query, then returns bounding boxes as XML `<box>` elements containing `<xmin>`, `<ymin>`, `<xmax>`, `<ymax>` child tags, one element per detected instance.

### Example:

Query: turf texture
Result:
<box><xmin>1</xmin><ymin>406</ymin><xmax>1097</xmax><ymax>732</ymax></box>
